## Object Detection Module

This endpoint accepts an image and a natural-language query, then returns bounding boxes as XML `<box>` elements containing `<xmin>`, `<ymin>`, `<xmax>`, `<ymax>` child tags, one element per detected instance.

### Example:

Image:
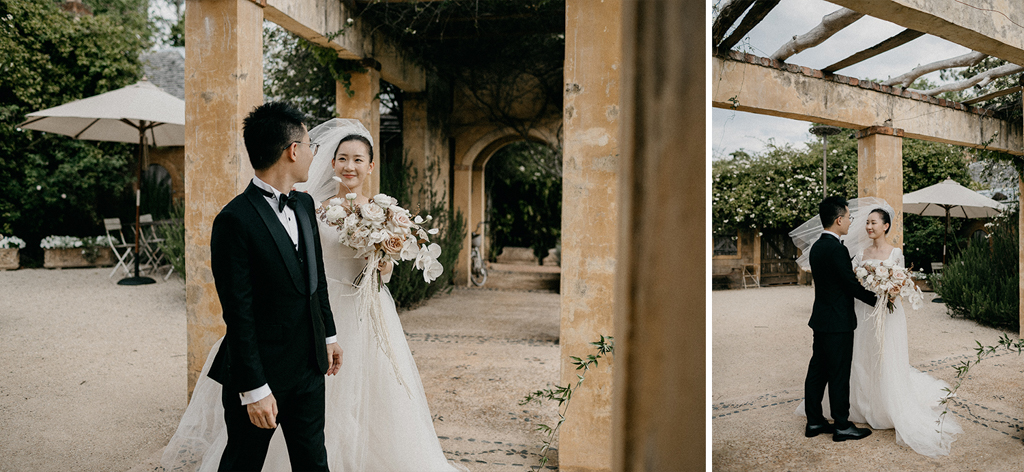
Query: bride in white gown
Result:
<box><xmin>792</xmin><ymin>198</ymin><xmax>961</xmax><ymax>458</ymax></box>
<box><xmin>162</xmin><ymin>119</ymin><xmax>466</xmax><ymax>472</ymax></box>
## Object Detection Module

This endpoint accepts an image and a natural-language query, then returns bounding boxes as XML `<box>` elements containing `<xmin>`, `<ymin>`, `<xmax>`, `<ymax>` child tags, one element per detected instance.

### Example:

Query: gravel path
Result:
<box><xmin>713</xmin><ymin>285</ymin><xmax>1024</xmax><ymax>471</ymax></box>
<box><xmin>0</xmin><ymin>268</ymin><xmax>562</xmax><ymax>472</ymax></box>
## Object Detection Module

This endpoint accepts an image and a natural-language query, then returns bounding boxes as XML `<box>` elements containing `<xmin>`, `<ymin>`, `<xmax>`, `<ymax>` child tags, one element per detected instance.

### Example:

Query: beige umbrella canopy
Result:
<box><xmin>903</xmin><ymin>178</ymin><xmax>1006</xmax><ymax>264</ymax></box>
<box><xmin>17</xmin><ymin>78</ymin><xmax>185</xmax><ymax>284</ymax></box>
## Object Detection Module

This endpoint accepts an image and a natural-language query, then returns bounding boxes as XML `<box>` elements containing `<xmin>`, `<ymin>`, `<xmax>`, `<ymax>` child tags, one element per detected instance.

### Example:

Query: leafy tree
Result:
<box><xmin>0</xmin><ymin>0</ymin><xmax>149</xmax><ymax>265</ymax></box>
<box><xmin>712</xmin><ymin>125</ymin><xmax>973</xmax><ymax>268</ymax></box>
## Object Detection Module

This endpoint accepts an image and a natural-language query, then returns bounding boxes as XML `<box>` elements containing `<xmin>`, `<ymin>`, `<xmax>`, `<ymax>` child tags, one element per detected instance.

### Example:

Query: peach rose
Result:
<box><xmin>382</xmin><ymin>235</ymin><xmax>405</xmax><ymax>255</ymax></box>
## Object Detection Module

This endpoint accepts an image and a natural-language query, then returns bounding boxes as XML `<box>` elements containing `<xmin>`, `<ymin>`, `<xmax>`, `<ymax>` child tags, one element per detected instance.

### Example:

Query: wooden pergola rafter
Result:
<box><xmin>713</xmin><ymin>3</ymin><xmax>1024</xmax><ymax>106</ymax></box>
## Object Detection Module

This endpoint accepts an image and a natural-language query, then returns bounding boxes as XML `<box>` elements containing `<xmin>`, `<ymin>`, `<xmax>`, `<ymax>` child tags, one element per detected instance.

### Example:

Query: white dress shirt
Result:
<box><xmin>240</xmin><ymin>177</ymin><xmax>337</xmax><ymax>405</ymax></box>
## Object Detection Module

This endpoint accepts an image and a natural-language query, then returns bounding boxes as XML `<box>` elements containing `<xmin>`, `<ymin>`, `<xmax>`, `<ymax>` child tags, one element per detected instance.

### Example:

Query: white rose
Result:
<box><xmin>422</xmin><ymin>258</ymin><xmax>444</xmax><ymax>282</ymax></box>
<box><xmin>891</xmin><ymin>269</ymin><xmax>908</xmax><ymax>283</ymax></box>
<box><xmin>373</xmin><ymin>194</ymin><xmax>395</xmax><ymax>208</ymax></box>
<box><xmin>343</xmin><ymin>213</ymin><xmax>359</xmax><ymax>230</ymax></box>
<box><xmin>325</xmin><ymin>205</ymin><xmax>346</xmax><ymax>223</ymax></box>
<box><xmin>329</xmin><ymin>198</ymin><xmax>343</xmax><ymax>206</ymax></box>
<box><xmin>361</xmin><ymin>202</ymin><xmax>386</xmax><ymax>223</ymax></box>
<box><xmin>874</xmin><ymin>266</ymin><xmax>888</xmax><ymax>279</ymax></box>
<box><xmin>854</xmin><ymin>267</ymin><xmax>868</xmax><ymax>278</ymax></box>
<box><xmin>881</xmin><ymin>259</ymin><xmax>894</xmax><ymax>268</ymax></box>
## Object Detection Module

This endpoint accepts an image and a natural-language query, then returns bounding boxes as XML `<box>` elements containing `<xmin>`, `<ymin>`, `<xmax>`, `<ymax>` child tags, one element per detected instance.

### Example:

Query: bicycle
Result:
<box><xmin>470</xmin><ymin>221</ymin><xmax>487</xmax><ymax>286</ymax></box>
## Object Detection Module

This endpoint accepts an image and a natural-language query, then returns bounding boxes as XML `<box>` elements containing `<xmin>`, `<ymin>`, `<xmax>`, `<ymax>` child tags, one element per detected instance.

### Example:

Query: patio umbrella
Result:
<box><xmin>903</xmin><ymin>178</ymin><xmax>1006</xmax><ymax>264</ymax></box>
<box><xmin>18</xmin><ymin>78</ymin><xmax>185</xmax><ymax>285</ymax></box>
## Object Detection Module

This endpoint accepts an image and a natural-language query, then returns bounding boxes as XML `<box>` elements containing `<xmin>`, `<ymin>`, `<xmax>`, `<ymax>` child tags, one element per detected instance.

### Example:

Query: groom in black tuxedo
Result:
<box><xmin>208</xmin><ymin>101</ymin><xmax>342</xmax><ymax>471</ymax></box>
<box><xmin>804</xmin><ymin>196</ymin><xmax>877</xmax><ymax>442</ymax></box>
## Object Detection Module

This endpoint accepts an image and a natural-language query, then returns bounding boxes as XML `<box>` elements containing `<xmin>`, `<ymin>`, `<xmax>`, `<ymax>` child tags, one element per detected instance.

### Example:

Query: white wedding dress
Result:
<box><xmin>161</xmin><ymin>214</ymin><xmax>465</xmax><ymax>471</ymax></box>
<box><xmin>798</xmin><ymin>247</ymin><xmax>961</xmax><ymax>458</ymax></box>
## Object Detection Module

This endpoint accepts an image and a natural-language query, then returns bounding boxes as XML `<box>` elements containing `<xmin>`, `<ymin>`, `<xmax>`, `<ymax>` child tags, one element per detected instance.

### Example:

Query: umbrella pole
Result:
<box><xmin>943</xmin><ymin>208</ymin><xmax>950</xmax><ymax>265</ymax></box>
<box><xmin>118</xmin><ymin>122</ymin><xmax>155</xmax><ymax>286</ymax></box>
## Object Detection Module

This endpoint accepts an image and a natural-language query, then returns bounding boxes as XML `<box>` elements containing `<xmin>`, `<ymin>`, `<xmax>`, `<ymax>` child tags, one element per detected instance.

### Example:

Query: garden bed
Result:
<box><xmin>43</xmin><ymin>248</ymin><xmax>114</xmax><ymax>269</ymax></box>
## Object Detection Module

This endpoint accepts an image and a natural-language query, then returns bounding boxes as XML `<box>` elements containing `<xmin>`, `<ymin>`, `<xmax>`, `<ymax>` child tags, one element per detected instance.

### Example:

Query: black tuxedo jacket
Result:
<box><xmin>808</xmin><ymin>233</ymin><xmax>877</xmax><ymax>333</ymax></box>
<box><xmin>208</xmin><ymin>182</ymin><xmax>336</xmax><ymax>393</ymax></box>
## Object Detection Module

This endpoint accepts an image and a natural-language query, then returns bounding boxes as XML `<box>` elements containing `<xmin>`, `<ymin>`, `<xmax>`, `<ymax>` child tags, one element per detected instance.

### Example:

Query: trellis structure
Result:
<box><xmin>712</xmin><ymin>0</ymin><xmax>1024</xmax><ymax>335</ymax></box>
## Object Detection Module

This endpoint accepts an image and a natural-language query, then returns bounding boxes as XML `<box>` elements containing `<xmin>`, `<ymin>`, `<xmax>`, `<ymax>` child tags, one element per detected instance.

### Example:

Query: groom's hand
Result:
<box><xmin>247</xmin><ymin>394</ymin><xmax>278</xmax><ymax>429</ymax></box>
<box><xmin>326</xmin><ymin>342</ymin><xmax>343</xmax><ymax>376</ymax></box>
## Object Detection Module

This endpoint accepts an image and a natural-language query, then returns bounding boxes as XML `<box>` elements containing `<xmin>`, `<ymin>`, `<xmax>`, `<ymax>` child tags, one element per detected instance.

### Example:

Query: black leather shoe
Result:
<box><xmin>805</xmin><ymin>422</ymin><xmax>835</xmax><ymax>437</ymax></box>
<box><xmin>832</xmin><ymin>424</ymin><xmax>872</xmax><ymax>442</ymax></box>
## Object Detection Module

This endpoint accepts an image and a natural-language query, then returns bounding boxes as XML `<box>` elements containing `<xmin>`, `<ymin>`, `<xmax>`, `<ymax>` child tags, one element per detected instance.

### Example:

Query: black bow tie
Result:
<box><xmin>257</xmin><ymin>187</ymin><xmax>296</xmax><ymax>213</ymax></box>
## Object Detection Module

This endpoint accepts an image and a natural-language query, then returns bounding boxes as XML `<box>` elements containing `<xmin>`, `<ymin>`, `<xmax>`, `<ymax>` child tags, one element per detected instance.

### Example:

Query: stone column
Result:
<box><xmin>183</xmin><ymin>0</ymin><xmax>264</xmax><ymax>397</ymax></box>
<box><xmin>615</xmin><ymin>1</ymin><xmax>704</xmax><ymax>469</ymax></box>
<box><xmin>403</xmin><ymin>92</ymin><xmax>429</xmax><ymax>211</ymax></box>
<box><xmin>471</xmin><ymin>167</ymin><xmax>486</xmax><ymax>261</ymax></box>
<box><xmin>856</xmin><ymin>126</ymin><xmax>904</xmax><ymax>248</ymax></box>
<box><xmin>336</xmin><ymin>65</ymin><xmax>381</xmax><ymax>196</ymax></box>
<box><xmin>452</xmin><ymin>163</ymin><xmax>472</xmax><ymax>285</ymax></box>
<box><xmin>561</xmin><ymin>0</ymin><xmax>621</xmax><ymax>470</ymax></box>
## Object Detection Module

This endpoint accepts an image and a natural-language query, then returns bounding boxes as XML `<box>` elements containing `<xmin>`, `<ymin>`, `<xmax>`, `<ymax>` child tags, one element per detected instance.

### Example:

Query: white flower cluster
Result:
<box><xmin>39</xmin><ymin>235</ymin><xmax>84</xmax><ymax>249</ymax></box>
<box><xmin>0</xmin><ymin>235</ymin><xmax>26</xmax><ymax>249</ymax></box>
<box><xmin>321</xmin><ymin>192</ymin><xmax>443</xmax><ymax>283</ymax></box>
<box><xmin>854</xmin><ymin>259</ymin><xmax>924</xmax><ymax>311</ymax></box>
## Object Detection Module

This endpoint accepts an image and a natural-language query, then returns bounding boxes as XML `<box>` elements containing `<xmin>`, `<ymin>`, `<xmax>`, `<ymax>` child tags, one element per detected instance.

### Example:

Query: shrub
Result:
<box><xmin>382</xmin><ymin>152</ymin><xmax>465</xmax><ymax>310</ymax></box>
<box><xmin>935</xmin><ymin>207</ymin><xmax>1019</xmax><ymax>331</ymax></box>
<box><xmin>157</xmin><ymin>200</ymin><xmax>186</xmax><ymax>282</ymax></box>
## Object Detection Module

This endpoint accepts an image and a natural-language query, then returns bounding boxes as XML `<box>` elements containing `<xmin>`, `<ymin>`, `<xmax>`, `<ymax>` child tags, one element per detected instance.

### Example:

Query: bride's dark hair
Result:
<box><xmin>335</xmin><ymin>134</ymin><xmax>374</xmax><ymax>163</ymax></box>
<box><xmin>870</xmin><ymin>208</ymin><xmax>891</xmax><ymax>234</ymax></box>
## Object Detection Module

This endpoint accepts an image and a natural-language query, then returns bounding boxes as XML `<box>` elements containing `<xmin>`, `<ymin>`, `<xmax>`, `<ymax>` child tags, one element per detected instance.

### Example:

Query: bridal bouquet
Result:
<box><xmin>854</xmin><ymin>260</ymin><xmax>925</xmax><ymax>312</ymax></box>
<box><xmin>319</xmin><ymin>188</ymin><xmax>444</xmax><ymax>287</ymax></box>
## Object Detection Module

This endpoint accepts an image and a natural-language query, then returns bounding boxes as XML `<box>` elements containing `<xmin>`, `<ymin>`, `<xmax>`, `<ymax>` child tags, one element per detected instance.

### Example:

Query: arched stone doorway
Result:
<box><xmin>452</xmin><ymin>126</ymin><xmax>560</xmax><ymax>284</ymax></box>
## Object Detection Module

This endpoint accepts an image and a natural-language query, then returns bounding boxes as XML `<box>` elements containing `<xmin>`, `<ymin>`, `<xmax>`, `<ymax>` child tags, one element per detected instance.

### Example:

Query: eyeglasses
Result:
<box><xmin>290</xmin><ymin>141</ymin><xmax>320</xmax><ymax>156</ymax></box>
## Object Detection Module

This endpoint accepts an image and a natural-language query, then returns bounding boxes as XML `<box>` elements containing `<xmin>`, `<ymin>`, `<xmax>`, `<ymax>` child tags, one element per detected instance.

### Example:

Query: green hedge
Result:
<box><xmin>936</xmin><ymin>208</ymin><xmax>1019</xmax><ymax>331</ymax></box>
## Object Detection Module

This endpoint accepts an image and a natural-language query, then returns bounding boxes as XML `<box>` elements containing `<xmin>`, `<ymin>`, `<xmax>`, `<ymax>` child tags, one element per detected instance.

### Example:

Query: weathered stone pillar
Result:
<box><xmin>561</xmin><ymin>0</ymin><xmax>620</xmax><ymax>470</ymax></box>
<box><xmin>183</xmin><ymin>0</ymin><xmax>264</xmax><ymax>397</ymax></box>
<box><xmin>470</xmin><ymin>167</ymin><xmax>486</xmax><ymax>260</ymax></box>
<box><xmin>856</xmin><ymin>126</ymin><xmax>904</xmax><ymax>248</ymax></box>
<box><xmin>614</xmin><ymin>1</ymin><xmax>704</xmax><ymax>469</ymax></box>
<box><xmin>452</xmin><ymin>163</ymin><xmax>472</xmax><ymax>285</ymax></box>
<box><xmin>403</xmin><ymin>92</ymin><xmax>429</xmax><ymax>210</ymax></box>
<box><xmin>1019</xmin><ymin>177</ymin><xmax>1023</xmax><ymax>337</ymax></box>
<box><xmin>336</xmin><ymin>66</ymin><xmax>381</xmax><ymax>196</ymax></box>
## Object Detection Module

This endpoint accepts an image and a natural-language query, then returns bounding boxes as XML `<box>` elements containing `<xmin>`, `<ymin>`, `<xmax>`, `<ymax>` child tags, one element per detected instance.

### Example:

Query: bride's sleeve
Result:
<box><xmin>896</xmin><ymin>248</ymin><xmax>905</xmax><ymax>268</ymax></box>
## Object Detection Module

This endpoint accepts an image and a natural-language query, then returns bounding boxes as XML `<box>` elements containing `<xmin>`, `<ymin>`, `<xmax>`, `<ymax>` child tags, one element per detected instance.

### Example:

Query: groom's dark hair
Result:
<box><xmin>819</xmin><ymin>196</ymin><xmax>848</xmax><ymax>229</ymax></box>
<box><xmin>243</xmin><ymin>101</ymin><xmax>306</xmax><ymax>171</ymax></box>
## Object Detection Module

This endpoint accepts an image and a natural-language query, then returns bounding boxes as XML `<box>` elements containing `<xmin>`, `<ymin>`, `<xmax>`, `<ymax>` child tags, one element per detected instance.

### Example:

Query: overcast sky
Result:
<box><xmin>711</xmin><ymin>0</ymin><xmax>972</xmax><ymax>159</ymax></box>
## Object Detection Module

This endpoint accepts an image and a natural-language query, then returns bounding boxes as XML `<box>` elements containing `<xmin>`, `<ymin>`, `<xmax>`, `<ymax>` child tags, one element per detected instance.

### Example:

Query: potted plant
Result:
<box><xmin>0</xmin><ymin>235</ymin><xmax>26</xmax><ymax>270</ymax></box>
<box><xmin>40</xmin><ymin>235</ymin><xmax>115</xmax><ymax>268</ymax></box>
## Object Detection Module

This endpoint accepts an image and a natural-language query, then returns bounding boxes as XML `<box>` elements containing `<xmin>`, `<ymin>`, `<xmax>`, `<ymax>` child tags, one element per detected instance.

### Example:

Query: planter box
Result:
<box><xmin>914</xmin><ymin>278</ymin><xmax>933</xmax><ymax>292</ymax></box>
<box><xmin>43</xmin><ymin>247</ymin><xmax>114</xmax><ymax>269</ymax></box>
<box><xmin>0</xmin><ymin>248</ymin><xmax>19</xmax><ymax>270</ymax></box>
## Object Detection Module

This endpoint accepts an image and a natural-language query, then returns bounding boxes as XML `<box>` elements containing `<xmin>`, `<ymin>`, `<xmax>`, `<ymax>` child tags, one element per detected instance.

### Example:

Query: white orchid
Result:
<box><xmin>423</xmin><ymin>258</ymin><xmax>444</xmax><ymax>282</ymax></box>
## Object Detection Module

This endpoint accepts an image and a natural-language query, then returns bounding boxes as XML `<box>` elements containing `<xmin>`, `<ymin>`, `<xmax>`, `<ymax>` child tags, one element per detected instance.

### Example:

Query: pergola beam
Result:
<box><xmin>712</xmin><ymin>54</ymin><xmax>1023</xmax><ymax>154</ymax></box>
<box><xmin>717</xmin><ymin>0</ymin><xmax>781</xmax><ymax>53</ymax></box>
<box><xmin>263</xmin><ymin>0</ymin><xmax>426</xmax><ymax>92</ymax></box>
<box><xmin>963</xmin><ymin>85</ymin><xmax>1023</xmax><ymax>105</ymax></box>
<box><xmin>827</xmin><ymin>0</ymin><xmax>1024</xmax><ymax>66</ymax></box>
<box><xmin>822</xmin><ymin>29</ymin><xmax>924</xmax><ymax>73</ymax></box>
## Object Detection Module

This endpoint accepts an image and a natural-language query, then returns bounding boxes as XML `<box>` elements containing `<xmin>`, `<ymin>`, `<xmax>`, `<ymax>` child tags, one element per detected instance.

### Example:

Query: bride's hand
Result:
<box><xmin>378</xmin><ymin>259</ymin><xmax>393</xmax><ymax>275</ymax></box>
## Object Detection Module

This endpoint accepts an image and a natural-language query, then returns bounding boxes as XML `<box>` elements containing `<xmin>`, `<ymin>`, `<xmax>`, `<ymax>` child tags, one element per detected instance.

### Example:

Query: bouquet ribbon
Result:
<box><xmin>355</xmin><ymin>250</ymin><xmax>413</xmax><ymax>398</ymax></box>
